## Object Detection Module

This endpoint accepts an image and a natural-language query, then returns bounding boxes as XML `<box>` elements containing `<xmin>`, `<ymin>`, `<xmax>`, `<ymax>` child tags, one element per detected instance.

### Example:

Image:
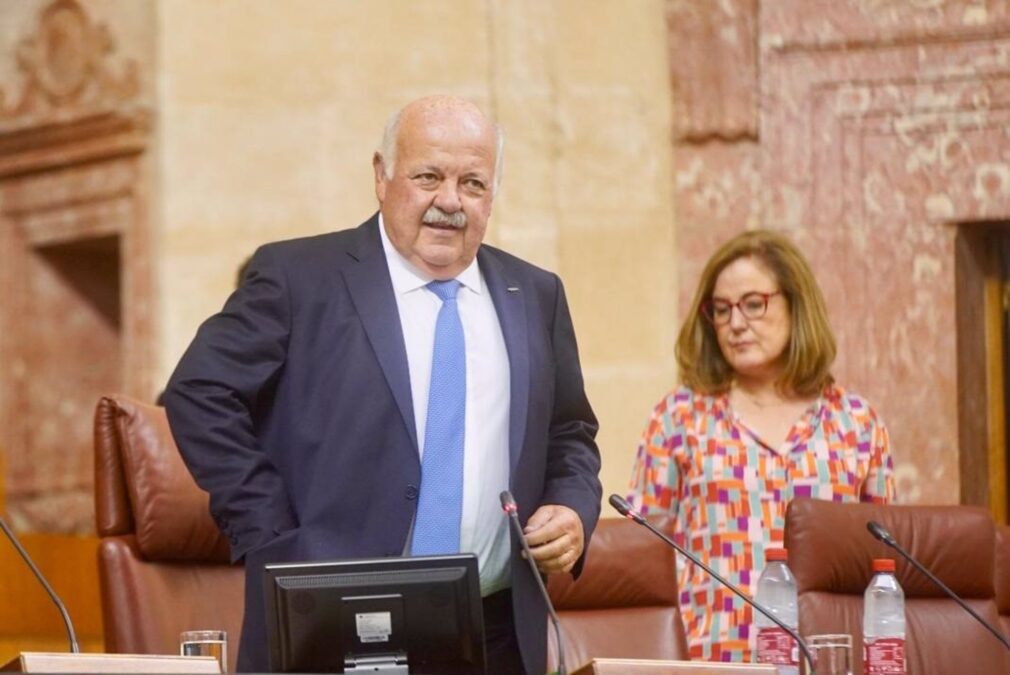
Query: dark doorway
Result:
<box><xmin>956</xmin><ymin>223</ymin><xmax>1010</xmax><ymax>523</ymax></box>
<box><xmin>4</xmin><ymin>233</ymin><xmax>122</xmax><ymax>533</ymax></box>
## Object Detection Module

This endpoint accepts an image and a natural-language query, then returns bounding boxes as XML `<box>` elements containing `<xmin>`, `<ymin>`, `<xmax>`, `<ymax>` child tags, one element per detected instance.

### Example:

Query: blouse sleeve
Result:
<box><xmin>626</xmin><ymin>392</ymin><xmax>685</xmax><ymax>517</ymax></box>
<box><xmin>860</xmin><ymin>405</ymin><xmax>897</xmax><ymax>503</ymax></box>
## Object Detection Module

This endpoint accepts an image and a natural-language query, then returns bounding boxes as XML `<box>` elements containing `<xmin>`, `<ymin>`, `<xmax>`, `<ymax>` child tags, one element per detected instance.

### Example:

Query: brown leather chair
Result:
<box><xmin>785</xmin><ymin>499</ymin><xmax>1010</xmax><ymax>674</ymax></box>
<box><xmin>546</xmin><ymin>516</ymin><xmax>688</xmax><ymax>669</ymax></box>
<box><xmin>996</xmin><ymin>525</ymin><xmax>1010</xmax><ymax>637</ymax></box>
<box><xmin>94</xmin><ymin>394</ymin><xmax>243</xmax><ymax>673</ymax></box>
<box><xmin>94</xmin><ymin>395</ymin><xmax>684</xmax><ymax>673</ymax></box>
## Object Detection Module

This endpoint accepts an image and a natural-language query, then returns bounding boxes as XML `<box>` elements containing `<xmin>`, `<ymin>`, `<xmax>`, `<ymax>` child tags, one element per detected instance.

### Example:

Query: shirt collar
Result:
<box><xmin>378</xmin><ymin>213</ymin><xmax>482</xmax><ymax>296</ymax></box>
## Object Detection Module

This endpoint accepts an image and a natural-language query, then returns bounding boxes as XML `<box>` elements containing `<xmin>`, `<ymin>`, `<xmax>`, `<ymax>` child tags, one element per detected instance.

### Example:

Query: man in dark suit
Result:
<box><xmin>164</xmin><ymin>95</ymin><xmax>602</xmax><ymax>674</ymax></box>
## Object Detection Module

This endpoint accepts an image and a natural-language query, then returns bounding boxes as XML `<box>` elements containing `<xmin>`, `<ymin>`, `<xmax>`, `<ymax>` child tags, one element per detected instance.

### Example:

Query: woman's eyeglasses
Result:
<box><xmin>701</xmin><ymin>291</ymin><xmax>782</xmax><ymax>325</ymax></box>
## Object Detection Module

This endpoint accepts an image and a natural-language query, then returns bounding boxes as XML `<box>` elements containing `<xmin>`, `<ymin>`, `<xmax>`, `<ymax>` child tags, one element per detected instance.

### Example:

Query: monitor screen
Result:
<box><xmin>263</xmin><ymin>554</ymin><xmax>486</xmax><ymax>673</ymax></box>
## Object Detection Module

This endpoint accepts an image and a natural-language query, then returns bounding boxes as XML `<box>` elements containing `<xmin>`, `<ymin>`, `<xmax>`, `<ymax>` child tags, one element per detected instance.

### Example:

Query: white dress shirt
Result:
<box><xmin>379</xmin><ymin>216</ymin><xmax>512</xmax><ymax>596</ymax></box>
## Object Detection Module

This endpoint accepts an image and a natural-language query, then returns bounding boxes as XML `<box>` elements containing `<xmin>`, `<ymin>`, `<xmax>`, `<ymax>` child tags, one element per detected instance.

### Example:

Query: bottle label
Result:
<box><xmin>864</xmin><ymin>637</ymin><xmax>905</xmax><ymax>674</ymax></box>
<box><xmin>757</xmin><ymin>626</ymin><xmax>799</xmax><ymax>666</ymax></box>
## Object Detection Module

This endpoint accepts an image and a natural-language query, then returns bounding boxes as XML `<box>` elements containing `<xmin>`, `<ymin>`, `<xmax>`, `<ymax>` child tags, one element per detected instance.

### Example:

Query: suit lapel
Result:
<box><xmin>343</xmin><ymin>217</ymin><xmax>419</xmax><ymax>451</ymax></box>
<box><xmin>479</xmin><ymin>247</ymin><xmax>529</xmax><ymax>473</ymax></box>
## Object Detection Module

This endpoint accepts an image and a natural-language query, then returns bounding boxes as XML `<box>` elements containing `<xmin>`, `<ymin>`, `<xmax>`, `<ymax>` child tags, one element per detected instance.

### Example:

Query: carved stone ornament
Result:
<box><xmin>667</xmin><ymin>0</ymin><xmax>759</xmax><ymax>143</ymax></box>
<box><xmin>0</xmin><ymin>0</ymin><xmax>139</xmax><ymax>119</ymax></box>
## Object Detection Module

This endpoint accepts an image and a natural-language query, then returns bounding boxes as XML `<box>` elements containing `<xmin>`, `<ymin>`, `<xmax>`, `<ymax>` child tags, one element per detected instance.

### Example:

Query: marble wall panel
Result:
<box><xmin>759</xmin><ymin>2</ymin><xmax>1010</xmax><ymax>504</ymax></box>
<box><xmin>665</xmin><ymin>0</ymin><xmax>764</xmax><ymax>365</ymax></box>
<box><xmin>0</xmin><ymin>154</ymin><xmax>146</xmax><ymax>532</ymax></box>
<box><xmin>673</xmin><ymin>142</ymin><xmax>763</xmax><ymax>314</ymax></box>
<box><xmin>763</xmin><ymin>0</ymin><xmax>1010</xmax><ymax>48</ymax></box>
<box><xmin>665</xmin><ymin>0</ymin><xmax>1010</xmax><ymax>505</ymax></box>
<box><xmin>667</xmin><ymin>0</ymin><xmax>759</xmax><ymax>142</ymax></box>
<box><xmin>0</xmin><ymin>0</ymin><xmax>154</xmax><ymax>532</ymax></box>
<box><xmin>17</xmin><ymin>237</ymin><xmax>119</xmax><ymax>531</ymax></box>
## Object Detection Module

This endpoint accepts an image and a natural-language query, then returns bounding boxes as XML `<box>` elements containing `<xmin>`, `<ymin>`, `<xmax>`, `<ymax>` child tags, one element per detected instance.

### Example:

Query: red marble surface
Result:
<box><xmin>671</xmin><ymin>0</ymin><xmax>1010</xmax><ymax>504</ymax></box>
<box><xmin>673</xmin><ymin>142</ymin><xmax>762</xmax><ymax>317</ymax></box>
<box><xmin>666</xmin><ymin>0</ymin><xmax>758</xmax><ymax>142</ymax></box>
<box><xmin>0</xmin><ymin>1</ymin><xmax>152</xmax><ymax>533</ymax></box>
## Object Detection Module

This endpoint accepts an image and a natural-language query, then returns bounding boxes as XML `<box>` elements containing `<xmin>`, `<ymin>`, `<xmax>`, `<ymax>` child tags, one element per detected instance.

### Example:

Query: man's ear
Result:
<box><xmin>372</xmin><ymin>152</ymin><xmax>387</xmax><ymax>203</ymax></box>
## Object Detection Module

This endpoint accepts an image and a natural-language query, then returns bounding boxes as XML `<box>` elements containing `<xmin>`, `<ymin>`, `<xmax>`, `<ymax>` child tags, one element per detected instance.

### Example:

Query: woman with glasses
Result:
<box><xmin>625</xmin><ymin>229</ymin><xmax>895</xmax><ymax>663</ymax></box>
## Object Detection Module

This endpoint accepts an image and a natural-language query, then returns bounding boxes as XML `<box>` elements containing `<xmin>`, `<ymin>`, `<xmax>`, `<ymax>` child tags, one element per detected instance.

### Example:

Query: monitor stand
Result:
<box><xmin>342</xmin><ymin>595</ymin><xmax>409</xmax><ymax>672</ymax></box>
<box><xmin>344</xmin><ymin>653</ymin><xmax>408</xmax><ymax>673</ymax></box>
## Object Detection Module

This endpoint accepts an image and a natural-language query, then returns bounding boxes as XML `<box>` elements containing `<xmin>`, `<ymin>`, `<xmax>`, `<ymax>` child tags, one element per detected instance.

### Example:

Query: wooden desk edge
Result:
<box><xmin>2</xmin><ymin>652</ymin><xmax>220</xmax><ymax>673</ymax></box>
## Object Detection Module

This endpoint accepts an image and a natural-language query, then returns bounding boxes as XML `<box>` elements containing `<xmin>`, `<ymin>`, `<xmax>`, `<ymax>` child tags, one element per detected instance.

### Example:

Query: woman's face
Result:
<box><xmin>710</xmin><ymin>256</ymin><xmax>791</xmax><ymax>385</ymax></box>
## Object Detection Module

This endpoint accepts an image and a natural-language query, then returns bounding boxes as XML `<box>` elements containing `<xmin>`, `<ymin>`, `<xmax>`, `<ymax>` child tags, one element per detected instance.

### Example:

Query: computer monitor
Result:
<box><xmin>263</xmin><ymin>553</ymin><xmax>486</xmax><ymax>673</ymax></box>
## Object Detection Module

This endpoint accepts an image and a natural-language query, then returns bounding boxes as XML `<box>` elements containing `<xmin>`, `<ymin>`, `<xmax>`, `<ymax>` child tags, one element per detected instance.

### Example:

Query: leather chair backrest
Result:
<box><xmin>94</xmin><ymin>395</ymin><xmax>243</xmax><ymax>673</ymax></box>
<box><xmin>785</xmin><ymin>499</ymin><xmax>1010</xmax><ymax>674</ymax></box>
<box><xmin>95</xmin><ymin>395</ymin><xmax>686</xmax><ymax>673</ymax></box>
<box><xmin>546</xmin><ymin>516</ymin><xmax>687</xmax><ymax>668</ymax></box>
<box><xmin>996</xmin><ymin>525</ymin><xmax>1010</xmax><ymax>637</ymax></box>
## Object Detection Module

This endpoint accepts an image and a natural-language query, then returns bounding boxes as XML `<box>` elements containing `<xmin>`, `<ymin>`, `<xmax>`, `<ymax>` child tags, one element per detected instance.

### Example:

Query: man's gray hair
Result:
<box><xmin>377</xmin><ymin>109</ymin><xmax>505</xmax><ymax>195</ymax></box>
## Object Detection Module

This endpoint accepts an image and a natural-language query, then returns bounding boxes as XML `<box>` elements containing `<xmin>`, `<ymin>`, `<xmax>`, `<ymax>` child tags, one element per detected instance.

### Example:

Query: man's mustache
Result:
<box><xmin>422</xmin><ymin>206</ymin><xmax>466</xmax><ymax>229</ymax></box>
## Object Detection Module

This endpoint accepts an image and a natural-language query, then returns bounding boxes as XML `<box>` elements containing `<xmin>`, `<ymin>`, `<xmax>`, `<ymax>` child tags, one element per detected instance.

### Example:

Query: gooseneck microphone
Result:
<box><xmin>609</xmin><ymin>494</ymin><xmax>814</xmax><ymax>668</ymax></box>
<box><xmin>866</xmin><ymin>520</ymin><xmax>1010</xmax><ymax>650</ymax></box>
<box><xmin>499</xmin><ymin>491</ymin><xmax>567</xmax><ymax>675</ymax></box>
<box><xmin>0</xmin><ymin>516</ymin><xmax>79</xmax><ymax>652</ymax></box>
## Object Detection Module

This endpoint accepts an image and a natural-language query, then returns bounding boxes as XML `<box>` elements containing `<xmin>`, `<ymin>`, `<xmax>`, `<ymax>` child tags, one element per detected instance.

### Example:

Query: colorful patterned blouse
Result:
<box><xmin>625</xmin><ymin>384</ymin><xmax>895</xmax><ymax>663</ymax></box>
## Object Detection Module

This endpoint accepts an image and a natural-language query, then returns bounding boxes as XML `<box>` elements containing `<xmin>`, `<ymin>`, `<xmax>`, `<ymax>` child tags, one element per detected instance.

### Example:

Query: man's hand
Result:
<box><xmin>522</xmin><ymin>504</ymin><xmax>584</xmax><ymax>574</ymax></box>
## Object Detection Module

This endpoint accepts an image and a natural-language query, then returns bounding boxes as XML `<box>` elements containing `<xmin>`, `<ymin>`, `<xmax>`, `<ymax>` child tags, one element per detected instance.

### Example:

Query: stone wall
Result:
<box><xmin>0</xmin><ymin>0</ymin><xmax>155</xmax><ymax>531</ymax></box>
<box><xmin>157</xmin><ymin>0</ymin><xmax>678</xmax><ymax>519</ymax></box>
<box><xmin>668</xmin><ymin>0</ymin><xmax>1010</xmax><ymax>506</ymax></box>
<box><xmin>3</xmin><ymin>0</ymin><xmax>1007</xmax><ymax>532</ymax></box>
<box><xmin>0</xmin><ymin>0</ymin><xmax>677</xmax><ymax>530</ymax></box>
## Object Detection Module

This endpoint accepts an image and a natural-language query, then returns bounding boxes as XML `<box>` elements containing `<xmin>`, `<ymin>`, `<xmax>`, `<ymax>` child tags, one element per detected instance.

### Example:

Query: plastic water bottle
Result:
<box><xmin>755</xmin><ymin>547</ymin><xmax>799</xmax><ymax>675</ymax></box>
<box><xmin>863</xmin><ymin>558</ymin><xmax>906</xmax><ymax>674</ymax></box>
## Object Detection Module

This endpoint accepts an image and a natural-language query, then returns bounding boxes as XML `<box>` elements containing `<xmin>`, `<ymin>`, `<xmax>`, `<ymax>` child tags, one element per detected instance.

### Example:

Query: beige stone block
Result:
<box><xmin>585</xmin><ymin>362</ymin><xmax>678</xmax><ymax>512</ymax></box>
<box><xmin>493</xmin><ymin>94</ymin><xmax>565</xmax><ymax>214</ymax></box>
<box><xmin>489</xmin><ymin>211</ymin><xmax>559</xmax><ymax>272</ymax></box>
<box><xmin>486</xmin><ymin>0</ymin><xmax>555</xmax><ymax>89</ymax></box>
<box><xmin>160</xmin><ymin>103</ymin><xmax>375</xmax><ymax>238</ymax></box>
<box><xmin>552</xmin><ymin>0</ymin><xmax>670</xmax><ymax>88</ymax></box>
<box><xmin>157</xmin><ymin>104</ymin><xmax>380</xmax><ymax>381</ymax></box>
<box><xmin>554</xmin><ymin>87</ymin><xmax>673</xmax><ymax>215</ymax></box>
<box><xmin>160</xmin><ymin>0</ymin><xmax>491</xmax><ymax>107</ymax></box>
<box><xmin>558</xmin><ymin>216</ymin><xmax>677</xmax><ymax>365</ymax></box>
<box><xmin>160</xmin><ymin>250</ymin><xmax>238</xmax><ymax>378</ymax></box>
<box><xmin>487</xmin><ymin>0</ymin><xmax>676</xmax><ymax>288</ymax></box>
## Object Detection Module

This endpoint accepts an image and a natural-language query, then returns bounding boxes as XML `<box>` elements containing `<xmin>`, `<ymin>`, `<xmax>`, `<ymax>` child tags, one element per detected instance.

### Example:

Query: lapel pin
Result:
<box><xmin>507</xmin><ymin>286</ymin><xmax>519</xmax><ymax>293</ymax></box>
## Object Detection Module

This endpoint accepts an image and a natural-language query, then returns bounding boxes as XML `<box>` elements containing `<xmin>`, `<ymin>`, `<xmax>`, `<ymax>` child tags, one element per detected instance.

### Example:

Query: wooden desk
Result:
<box><xmin>573</xmin><ymin>658</ymin><xmax>778</xmax><ymax>674</ymax></box>
<box><xmin>1</xmin><ymin>652</ymin><xmax>220</xmax><ymax>673</ymax></box>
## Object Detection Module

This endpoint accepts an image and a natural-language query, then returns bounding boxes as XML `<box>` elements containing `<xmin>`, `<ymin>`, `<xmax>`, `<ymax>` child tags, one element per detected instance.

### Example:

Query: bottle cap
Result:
<box><xmin>872</xmin><ymin>558</ymin><xmax>895</xmax><ymax>572</ymax></box>
<box><xmin>766</xmin><ymin>547</ymin><xmax>788</xmax><ymax>562</ymax></box>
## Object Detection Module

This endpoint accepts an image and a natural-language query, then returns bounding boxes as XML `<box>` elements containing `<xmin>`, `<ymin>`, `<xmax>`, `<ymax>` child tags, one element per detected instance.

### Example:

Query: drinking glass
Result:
<box><xmin>180</xmin><ymin>629</ymin><xmax>227</xmax><ymax>672</ymax></box>
<box><xmin>805</xmin><ymin>633</ymin><xmax>852</xmax><ymax>675</ymax></box>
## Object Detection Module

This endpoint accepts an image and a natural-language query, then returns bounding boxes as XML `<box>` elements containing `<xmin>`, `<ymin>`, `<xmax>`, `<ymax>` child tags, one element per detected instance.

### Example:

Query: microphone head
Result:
<box><xmin>608</xmin><ymin>494</ymin><xmax>632</xmax><ymax>516</ymax></box>
<box><xmin>499</xmin><ymin>490</ymin><xmax>517</xmax><ymax>514</ymax></box>
<box><xmin>866</xmin><ymin>520</ymin><xmax>896</xmax><ymax>546</ymax></box>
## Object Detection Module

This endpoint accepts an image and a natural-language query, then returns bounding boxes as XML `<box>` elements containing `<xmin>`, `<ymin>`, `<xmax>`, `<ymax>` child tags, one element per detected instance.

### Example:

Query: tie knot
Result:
<box><xmin>427</xmin><ymin>279</ymin><xmax>461</xmax><ymax>302</ymax></box>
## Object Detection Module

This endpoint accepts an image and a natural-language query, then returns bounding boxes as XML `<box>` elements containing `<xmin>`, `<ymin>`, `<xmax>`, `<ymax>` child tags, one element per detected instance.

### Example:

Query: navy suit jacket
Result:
<box><xmin>164</xmin><ymin>215</ymin><xmax>602</xmax><ymax>673</ymax></box>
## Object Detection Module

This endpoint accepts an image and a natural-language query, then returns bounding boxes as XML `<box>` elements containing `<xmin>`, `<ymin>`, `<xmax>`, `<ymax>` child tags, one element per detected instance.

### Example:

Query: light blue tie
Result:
<box><xmin>411</xmin><ymin>279</ymin><xmax>465</xmax><ymax>555</ymax></box>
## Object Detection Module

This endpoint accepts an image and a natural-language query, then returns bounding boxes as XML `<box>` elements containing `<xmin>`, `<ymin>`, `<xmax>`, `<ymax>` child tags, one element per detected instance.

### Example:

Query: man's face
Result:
<box><xmin>374</xmin><ymin>102</ymin><xmax>497</xmax><ymax>280</ymax></box>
